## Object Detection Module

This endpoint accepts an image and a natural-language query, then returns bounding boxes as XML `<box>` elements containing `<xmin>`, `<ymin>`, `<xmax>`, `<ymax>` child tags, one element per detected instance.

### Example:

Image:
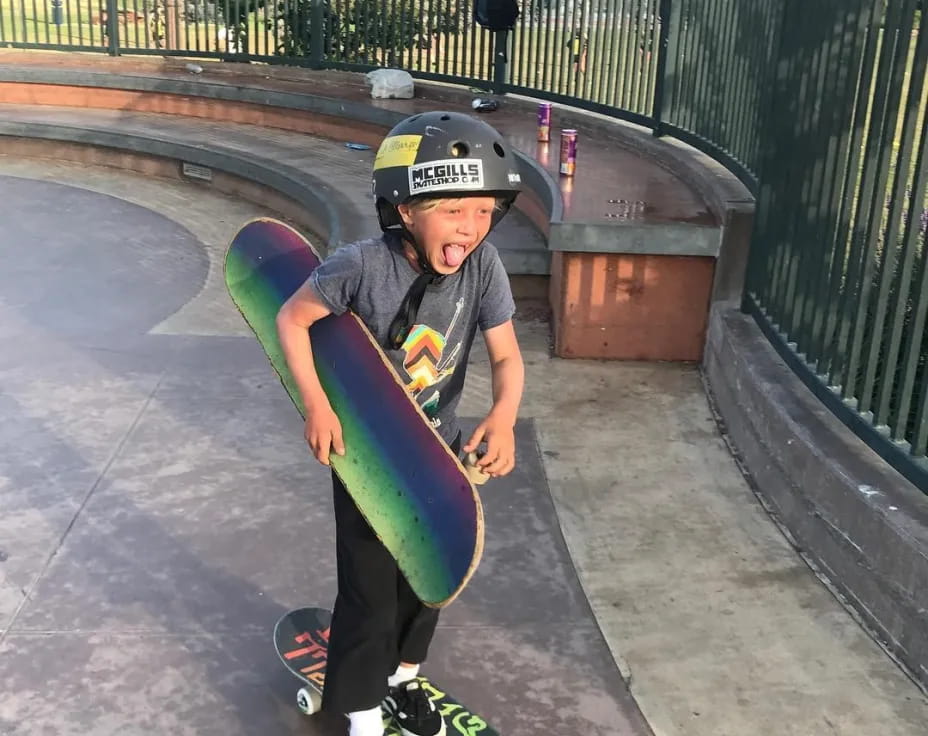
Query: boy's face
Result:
<box><xmin>397</xmin><ymin>196</ymin><xmax>496</xmax><ymax>275</ymax></box>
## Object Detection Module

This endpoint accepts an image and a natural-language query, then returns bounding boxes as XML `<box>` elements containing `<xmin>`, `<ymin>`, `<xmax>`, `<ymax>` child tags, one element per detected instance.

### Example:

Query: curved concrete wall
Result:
<box><xmin>704</xmin><ymin>305</ymin><xmax>928</xmax><ymax>692</ymax></box>
<box><xmin>0</xmin><ymin>136</ymin><xmax>330</xmax><ymax>242</ymax></box>
<box><xmin>0</xmin><ymin>71</ymin><xmax>557</xmax><ymax>240</ymax></box>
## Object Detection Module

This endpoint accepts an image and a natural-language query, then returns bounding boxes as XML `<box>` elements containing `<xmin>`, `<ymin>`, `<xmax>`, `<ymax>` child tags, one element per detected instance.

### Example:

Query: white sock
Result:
<box><xmin>347</xmin><ymin>705</ymin><xmax>382</xmax><ymax>736</ymax></box>
<box><xmin>387</xmin><ymin>662</ymin><xmax>420</xmax><ymax>688</ymax></box>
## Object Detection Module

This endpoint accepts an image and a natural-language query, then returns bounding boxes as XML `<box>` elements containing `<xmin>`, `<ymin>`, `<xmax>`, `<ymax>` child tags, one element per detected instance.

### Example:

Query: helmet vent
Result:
<box><xmin>493</xmin><ymin>142</ymin><xmax>506</xmax><ymax>157</ymax></box>
<box><xmin>449</xmin><ymin>141</ymin><xmax>470</xmax><ymax>157</ymax></box>
<box><xmin>440</xmin><ymin>114</ymin><xmax>451</xmax><ymax>121</ymax></box>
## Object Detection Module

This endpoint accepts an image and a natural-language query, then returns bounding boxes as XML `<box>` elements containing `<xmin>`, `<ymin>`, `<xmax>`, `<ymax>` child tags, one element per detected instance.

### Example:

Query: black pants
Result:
<box><xmin>322</xmin><ymin>433</ymin><xmax>461</xmax><ymax>714</ymax></box>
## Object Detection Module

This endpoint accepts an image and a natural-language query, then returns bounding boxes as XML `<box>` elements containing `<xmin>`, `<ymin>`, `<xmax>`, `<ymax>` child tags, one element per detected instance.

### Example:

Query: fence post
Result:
<box><xmin>309</xmin><ymin>0</ymin><xmax>325</xmax><ymax>68</ymax></box>
<box><xmin>50</xmin><ymin>0</ymin><xmax>64</xmax><ymax>25</ymax></box>
<box><xmin>492</xmin><ymin>30</ymin><xmax>509</xmax><ymax>95</ymax></box>
<box><xmin>164</xmin><ymin>0</ymin><xmax>180</xmax><ymax>51</ymax></box>
<box><xmin>105</xmin><ymin>0</ymin><xmax>119</xmax><ymax>55</ymax></box>
<box><xmin>651</xmin><ymin>0</ymin><xmax>675</xmax><ymax>136</ymax></box>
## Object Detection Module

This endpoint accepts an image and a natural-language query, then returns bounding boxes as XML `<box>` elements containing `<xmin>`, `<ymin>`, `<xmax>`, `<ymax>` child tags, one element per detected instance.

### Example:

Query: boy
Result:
<box><xmin>275</xmin><ymin>111</ymin><xmax>525</xmax><ymax>736</ymax></box>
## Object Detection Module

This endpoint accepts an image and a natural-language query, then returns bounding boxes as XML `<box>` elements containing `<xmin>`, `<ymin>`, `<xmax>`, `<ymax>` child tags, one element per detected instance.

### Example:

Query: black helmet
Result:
<box><xmin>372</xmin><ymin>111</ymin><xmax>522</xmax><ymax>232</ymax></box>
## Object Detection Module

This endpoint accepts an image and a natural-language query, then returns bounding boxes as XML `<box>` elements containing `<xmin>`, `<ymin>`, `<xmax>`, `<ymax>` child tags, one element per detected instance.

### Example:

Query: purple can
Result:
<box><xmin>560</xmin><ymin>129</ymin><xmax>577</xmax><ymax>176</ymax></box>
<box><xmin>537</xmin><ymin>102</ymin><xmax>552</xmax><ymax>142</ymax></box>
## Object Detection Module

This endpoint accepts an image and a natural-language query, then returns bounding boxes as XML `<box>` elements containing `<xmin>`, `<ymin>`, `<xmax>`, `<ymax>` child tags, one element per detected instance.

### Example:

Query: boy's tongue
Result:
<box><xmin>442</xmin><ymin>244</ymin><xmax>466</xmax><ymax>268</ymax></box>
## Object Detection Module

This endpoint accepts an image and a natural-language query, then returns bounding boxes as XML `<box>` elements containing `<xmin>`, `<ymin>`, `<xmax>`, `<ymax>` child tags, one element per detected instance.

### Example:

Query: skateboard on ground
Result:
<box><xmin>273</xmin><ymin>607</ymin><xmax>500</xmax><ymax>735</ymax></box>
<box><xmin>223</xmin><ymin>218</ymin><xmax>483</xmax><ymax>607</ymax></box>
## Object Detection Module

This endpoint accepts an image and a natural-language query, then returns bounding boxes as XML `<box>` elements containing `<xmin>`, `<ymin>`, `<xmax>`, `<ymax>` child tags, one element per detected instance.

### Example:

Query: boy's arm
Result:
<box><xmin>276</xmin><ymin>281</ymin><xmax>331</xmax><ymax>410</ymax></box>
<box><xmin>463</xmin><ymin>319</ymin><xmax>524</xmax><ymax>477</ymax></box>
<box><xmin>483</xmin><ymin>320</ymin><xmax>524</xmax><ymax>427</ymax></box>
<box><xmin>276</xmin><ymin>282</ymin><xmax>345</xmax><ymax>464</ymax></box>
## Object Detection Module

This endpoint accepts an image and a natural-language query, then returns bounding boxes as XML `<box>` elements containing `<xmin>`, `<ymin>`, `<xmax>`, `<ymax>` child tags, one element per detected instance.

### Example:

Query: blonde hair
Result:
<box><xmin>408</xmin><ymin>196</ymin><xmax>505</xmax><ymax>213</ymax></box>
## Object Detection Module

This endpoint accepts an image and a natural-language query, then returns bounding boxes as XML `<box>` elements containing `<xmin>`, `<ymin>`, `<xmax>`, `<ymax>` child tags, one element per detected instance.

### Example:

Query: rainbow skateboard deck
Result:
<box><xmin>273</xmin><ymin>607</ymin><xmax>500</xmax><ymax>735</ymax></box>
<box><xmin>224</xmin><ymin>218</ymin><xmax>483</xmax><ymax>607</ymax></box>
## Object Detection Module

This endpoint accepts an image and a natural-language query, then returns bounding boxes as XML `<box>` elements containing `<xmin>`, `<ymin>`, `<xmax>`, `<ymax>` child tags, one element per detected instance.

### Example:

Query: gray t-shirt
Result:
<box><xmin>307</xmin><ymin>233</ymin><xmax>515</xmax><ymax>444</ymax></box>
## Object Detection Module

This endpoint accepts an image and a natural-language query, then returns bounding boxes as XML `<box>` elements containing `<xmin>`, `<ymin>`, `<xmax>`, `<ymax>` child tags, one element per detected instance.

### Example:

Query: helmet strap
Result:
<box><xmin>388</xmin><ymin>226</ymin><xmax>442</xmax><ymax>349</ymax></box>
<box><xmin>388</xmin><ymin>270</ymin><xmax>438</xmax><ymax>349</ymax></box>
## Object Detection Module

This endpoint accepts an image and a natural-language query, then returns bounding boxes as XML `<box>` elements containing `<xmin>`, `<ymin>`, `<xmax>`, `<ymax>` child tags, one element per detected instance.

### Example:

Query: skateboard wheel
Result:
<box><xmin>464</xmin><ymin>451</ymin><xmax>490</xmax><ymax>485</ymax></box>
<box><xmin>296</xmin><ymin>687</ymin><xmax>322</xmax><ymax>715</ymax></box>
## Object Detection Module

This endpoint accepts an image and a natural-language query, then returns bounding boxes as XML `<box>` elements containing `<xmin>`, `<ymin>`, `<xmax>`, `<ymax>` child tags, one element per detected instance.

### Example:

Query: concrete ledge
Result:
<box><xmin>574</xmin><ymin>114</ymin><xmax>757</xmax><ymax>305</ymax></box>
<box><xmin>0</xmin><ymin>65</ymin><xmax>747</xmax><ymax>260</ymax></box>
<box><xmin>551</xmin><ymin>252</ymin><xmax>714</xmax><ymax>360</ymax></box>
<box><xmin>704</xmin><ymin>304</ymin><xmax>928</xmax><ymax>691</ymax></box>
<box><xmin>0</xmin><ymin>71</ymin><xmax>559</xmax><ymax>240</ymax></box>
<box><xmin>551</xmin><ymin>222</ymin><xmax>719</xmax><ymax>256</ymax></box>
<box><xmin>0</xmin><ymin>61</ymin><xmax>756</xmax><ymax>361</ymax></box>
<box><xmin>506</xmin><ymin>100</ymin><xmax>755</xmax><ymax>360</ymax></box>
<box><xmin>0</xmin><ymin>119</ymin><xmax>369</xmax><ymax>253</ymax></box>
<box><xmin>0</xmin><ymin>136</ymin><xmax>329</xmax><ymax>243</ymax></box>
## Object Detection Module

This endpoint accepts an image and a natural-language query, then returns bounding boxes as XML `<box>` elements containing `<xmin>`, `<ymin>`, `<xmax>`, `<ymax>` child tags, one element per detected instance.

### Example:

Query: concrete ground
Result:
<box><xmin>1</xmin><ymin>159</ymin><xmax>927</xmax><ymax>736</ymax></box>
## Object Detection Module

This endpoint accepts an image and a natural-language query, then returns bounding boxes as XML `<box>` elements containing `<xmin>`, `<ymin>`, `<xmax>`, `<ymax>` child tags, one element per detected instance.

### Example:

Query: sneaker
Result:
<box><xmin>383</xmin><ymin>679</ymin><xmax>446</xmax><ymax>736</ymax></box>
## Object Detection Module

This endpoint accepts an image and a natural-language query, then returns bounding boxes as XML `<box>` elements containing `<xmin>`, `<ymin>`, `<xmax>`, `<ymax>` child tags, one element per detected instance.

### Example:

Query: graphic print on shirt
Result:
<box><xmin>401</xmin><ymin>298</ymin><xmax>464</xmax><ymax>427</ymax></box>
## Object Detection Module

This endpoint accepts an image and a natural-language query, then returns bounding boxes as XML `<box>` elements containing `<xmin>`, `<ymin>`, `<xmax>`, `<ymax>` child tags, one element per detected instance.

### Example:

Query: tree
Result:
<box><xmin>272</xmin><ymin>0</ymin><xmax>466</xmax><ymax>64</ymax></box>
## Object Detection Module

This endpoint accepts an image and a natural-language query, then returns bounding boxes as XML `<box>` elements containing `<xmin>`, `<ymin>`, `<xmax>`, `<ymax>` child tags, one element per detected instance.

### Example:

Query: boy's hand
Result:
<box><xmin>304</xmin><ymin>402</ymin><xmax>345</xmax><ymax>466</ymax></box>
<box><xmin>463</xmin><ymin>414</ymin><xmax>516</xmax><ymax>478</ymax></box>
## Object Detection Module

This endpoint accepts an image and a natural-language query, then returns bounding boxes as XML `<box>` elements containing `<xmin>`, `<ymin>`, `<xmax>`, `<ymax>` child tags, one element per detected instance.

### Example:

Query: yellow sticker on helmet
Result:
<box><xmin>373</xmin><ymin>135</ymin><xmax>422</xmax><ymax>170</ymax></box>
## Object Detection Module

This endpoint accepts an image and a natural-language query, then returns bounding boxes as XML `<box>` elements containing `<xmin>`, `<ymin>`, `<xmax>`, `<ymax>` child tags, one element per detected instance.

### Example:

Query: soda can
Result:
<box><xmin>560</xmin><ymin>129</ymin><xmax>578</xmax><ymax>176</ymax></box>
<box><xmin>537</xmin><ymin>102</ymin><xmax>552</xmax><ymax>142</ymax></box>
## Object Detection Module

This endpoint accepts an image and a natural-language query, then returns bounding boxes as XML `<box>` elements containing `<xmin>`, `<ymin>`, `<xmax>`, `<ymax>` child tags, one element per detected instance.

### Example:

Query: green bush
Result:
<box><xmin>271</xmin><ymin>0</ymin><xmax>466</xmax><ymax>64</ymax></box>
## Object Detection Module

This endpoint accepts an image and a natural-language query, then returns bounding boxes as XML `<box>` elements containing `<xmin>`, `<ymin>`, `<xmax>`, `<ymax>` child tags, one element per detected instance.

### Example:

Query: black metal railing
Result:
<box><xmin>744</xmin><ymin>0</ymin><xmax>928</xmax><ymax>491</ymax></box>
<box><xmin>657</xmin><ymin>0</ymin><xmax>783</xmax><ymax>188</ymax></box>
<box><xmin>0</xmin><ymin>1</ymin><xmax>662</xmax><ymax>119</ymax></box>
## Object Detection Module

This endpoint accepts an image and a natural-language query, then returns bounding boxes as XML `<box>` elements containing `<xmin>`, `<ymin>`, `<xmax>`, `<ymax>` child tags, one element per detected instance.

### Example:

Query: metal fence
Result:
<box><xmin>4</xmin><ymin>0</ymin><xmax>928</xmax><ymax>492</ymax></box>
<box><xmin>656</xmin><ymin>0</ymin><xmax>783</xmax><ymax>187</ymax></box>
<box><xmin>0</xmin><ymin>0</ymin><xmax>662</xmax><ymax>120</ymax></box>
<box><xmin>743</xmin><ymin>0</ymin><xmax>928</xmax><ymax>491</ymax></box>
